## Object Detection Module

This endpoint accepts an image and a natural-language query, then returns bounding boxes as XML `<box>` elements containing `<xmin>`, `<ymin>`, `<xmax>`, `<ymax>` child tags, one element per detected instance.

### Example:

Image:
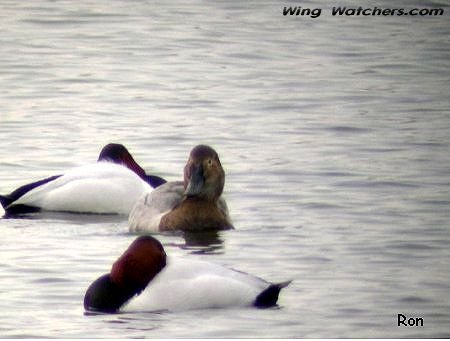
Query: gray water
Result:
<box><xmin>1</xmin><ymin>0</ymin><xmax>449</xmax><ymax>338</ymax></box>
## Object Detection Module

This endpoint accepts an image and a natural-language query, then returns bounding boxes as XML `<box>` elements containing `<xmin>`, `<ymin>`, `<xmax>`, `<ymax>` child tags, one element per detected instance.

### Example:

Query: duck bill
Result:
<box><xmin>184</xmin><ymin>164</ymin><xmax>204</xmax><ymax>197</ymax></box>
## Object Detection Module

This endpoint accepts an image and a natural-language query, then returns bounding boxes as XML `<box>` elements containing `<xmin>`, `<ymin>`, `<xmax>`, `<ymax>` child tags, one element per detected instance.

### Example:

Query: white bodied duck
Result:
<box><xmin>129</xmin><ymin>144</ymin><xmax>233</xmax><ymax>232</ymax></box>
<box><xmin>0</xmin><ymin>143</ymin><xmax>166</xmax><ymax>216</ymax></box>
<box><xmin>84</xmin><ymin>235</ymin><xmax>291</xmax><ymax>313</ymax></box>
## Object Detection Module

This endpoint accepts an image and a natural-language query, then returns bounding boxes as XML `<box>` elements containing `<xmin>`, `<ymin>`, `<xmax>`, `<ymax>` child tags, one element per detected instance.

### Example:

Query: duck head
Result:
<box><xmin>98</xmin><ymin>143</ymin><xmax>146</xmax><ymax>179</ymax></box>
<box><xmin>83</xmin><ymin>236</ymin><xmax>167</xmax><ymax>313</ymax></box>
<box><xmin>110</xmin><ymin>235</ymin><xmax>167</xmax><ymax>294</ymax></box>
<box><xmin>183</xmin><ymin>145</ymin><xmax>225</xmax><ymax>201</ymax></box>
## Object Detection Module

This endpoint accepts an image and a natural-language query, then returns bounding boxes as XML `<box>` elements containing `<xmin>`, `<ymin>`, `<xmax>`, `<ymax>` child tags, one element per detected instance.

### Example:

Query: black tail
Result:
<box><xmin>0</xmin><ymin>175</ymin><xmax>61</xmax><ymax>216</ymax></box>
<box><xmin>7</xmin><ymin>175</ymin><xmax>61</xmax><ymax>203</ymax></box>
<box><xmin>254</xmin><ymin>280</ymin><xmax>292</xmax><ymax>308</ymax></box>
<box><xmin>0</xmin><ymin>194</ymin><xmax>13</xmax><ymax>209</ymax></box>
<box><xmin>3</xmin><ymin>204</ymin><xmax>41</xmax><ymax>217</ymax></box>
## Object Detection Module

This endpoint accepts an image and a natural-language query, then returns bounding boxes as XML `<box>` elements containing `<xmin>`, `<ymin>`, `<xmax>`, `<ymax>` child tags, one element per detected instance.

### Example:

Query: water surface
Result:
<box><xmin>0</xmin><ymin>0</ymin><xmax>449</xmax><ymax>338</ymax></box>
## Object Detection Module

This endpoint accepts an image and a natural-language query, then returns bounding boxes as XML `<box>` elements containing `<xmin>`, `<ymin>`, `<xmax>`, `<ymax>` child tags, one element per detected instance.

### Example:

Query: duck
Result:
<box><xmin>84</xmin><ymin>235</ymin><xmax>291</xmax><ymax>313</ymax></box>
<box><xmin>97</xmin><ymin>143</ymin><xmax>166</xmax><ymax>188</ymax></box>
<box><xmin>128</xmin><ymin>144</ymin><xmax>233</xmax><ymax>232</ymax></box>
<box><xmin>0</xmin><ymin>143</ymin><xmax>166</xmax><ymax>216</ymax></box>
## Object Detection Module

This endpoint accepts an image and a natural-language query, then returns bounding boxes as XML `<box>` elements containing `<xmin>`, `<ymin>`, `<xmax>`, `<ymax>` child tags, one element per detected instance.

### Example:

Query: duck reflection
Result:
<box><xmin>161</xmin><ymin>230</ymin><xmax>224</xmax><ymax>255</ymax></box>
<box><xmin>182</xmin><ymin>230</ymin><xmax>224</xmax><ymax>254</ymax></box>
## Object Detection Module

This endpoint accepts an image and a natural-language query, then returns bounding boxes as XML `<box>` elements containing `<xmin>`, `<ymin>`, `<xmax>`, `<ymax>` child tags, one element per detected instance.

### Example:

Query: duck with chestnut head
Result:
<box><xmin>84</xmin><ymin>235</ymin><xmax>290</xmax><ymax>313</ymax></box>
<box><xmin>0</xmin><ymin>143</ymin><xmax>165</xmax><ymax>216</ymax></box>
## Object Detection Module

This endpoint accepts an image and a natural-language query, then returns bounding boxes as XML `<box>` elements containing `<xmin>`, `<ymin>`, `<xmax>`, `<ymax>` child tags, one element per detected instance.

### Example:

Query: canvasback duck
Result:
<box><xmin>97</xmin><ymin>143</ymin><xmax>166</xmax><ymax>188</ymax></box>
<box><xmin>84</xmin><ymin>235</ymin><xmax>291</xmax><ymax>313</ymax></box>
<box><xmin>129</xmin><ymin>145</ymin><xmax>233</xmax><ymax>232</ymax></box>
<box><xmin>0</xmin><ymin>143</ymin><xmax>165</xmax><ymax>216</ymax></box>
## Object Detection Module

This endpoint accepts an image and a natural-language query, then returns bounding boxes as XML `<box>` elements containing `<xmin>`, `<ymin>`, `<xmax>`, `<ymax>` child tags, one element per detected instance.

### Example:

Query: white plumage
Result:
<box><xmin>13</xmin><ymin>162</ymin><xmax>152</xmax><ymax>214</ymax></box>
<box><xmin>122</xmin><ymin>257</ymin><xmax>270</xmax><ymax>312</ymax></box>
<box><xmin>129</xmin><ymin>181</ymin><xmax>184</xmax><ymax>232</ymax></box>
<box><xmin>129</xmin><ymin>181</ymin><xmax>231</xmax><ymax>232</ymax></box>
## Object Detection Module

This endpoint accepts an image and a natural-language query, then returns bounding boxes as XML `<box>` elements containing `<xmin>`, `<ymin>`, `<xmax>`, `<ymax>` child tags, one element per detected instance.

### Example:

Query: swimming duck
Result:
<box><xmin>84</xmin><ymin>235</ymin><xmax>290</xmax><ymax>313</ymax></box>
<box><xmin>0</xmin><ymin>143</ymin><xmax>165</xmax><ymax>216</ymax></box>
<box><xmin>129</xmin><ymin>145</ymin><xmax>233</xmax><ymax>232</ymax></box>
<box><xmin>97</xmin><ymin>143</ymin><xmax>166</xmax><ymax>188</ymax></box>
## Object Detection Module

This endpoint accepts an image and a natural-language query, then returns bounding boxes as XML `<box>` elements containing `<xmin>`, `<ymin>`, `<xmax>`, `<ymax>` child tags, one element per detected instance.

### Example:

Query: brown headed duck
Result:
<box><xmin>84</xmin><ymin>235</ymin><xmax>290</xmax><ymax>313</ymax></box>
<box><xmin>129</xmin><ymin>145</ymin><xmax>233</xmax><ymax>232</ymax></box>
<box><xmin>0</xmin><ymin>143</ymin><xmax>165</xmax><ymax>216</ymax></box>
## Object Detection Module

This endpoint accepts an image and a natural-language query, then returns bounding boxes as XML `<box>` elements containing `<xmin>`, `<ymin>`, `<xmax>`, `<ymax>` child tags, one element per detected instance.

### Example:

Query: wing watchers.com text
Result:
<box><xmin>282</xmin><ymin>6</ymin><xmax>445</xmax><ymax>18</ymax></box>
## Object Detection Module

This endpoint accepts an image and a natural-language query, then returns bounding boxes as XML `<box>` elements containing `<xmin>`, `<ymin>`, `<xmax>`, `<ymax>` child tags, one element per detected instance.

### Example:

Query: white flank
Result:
<box><xmin>122</xmin><ymin>257</ymin><xmax>269</xmax><ymax>312</ymax></box>
<box><xmin>14</xmin><ymin>162</ymin><xmax>152</xmax><ymax>214</ymax></box>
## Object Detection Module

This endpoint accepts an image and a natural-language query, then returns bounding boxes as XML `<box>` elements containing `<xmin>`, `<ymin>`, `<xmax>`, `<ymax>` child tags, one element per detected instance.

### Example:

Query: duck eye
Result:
<box><xmin>207</xmin><ymin>159</ymin><xmax>213</xmax><ymax>166</ymax></box>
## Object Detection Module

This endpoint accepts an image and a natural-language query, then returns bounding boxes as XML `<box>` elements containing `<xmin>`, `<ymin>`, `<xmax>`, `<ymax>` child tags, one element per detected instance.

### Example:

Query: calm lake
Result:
<box><xmin>0</xmin><ymin>0</ymin><xmax>449</xmax><ymax>338</ymax></box>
